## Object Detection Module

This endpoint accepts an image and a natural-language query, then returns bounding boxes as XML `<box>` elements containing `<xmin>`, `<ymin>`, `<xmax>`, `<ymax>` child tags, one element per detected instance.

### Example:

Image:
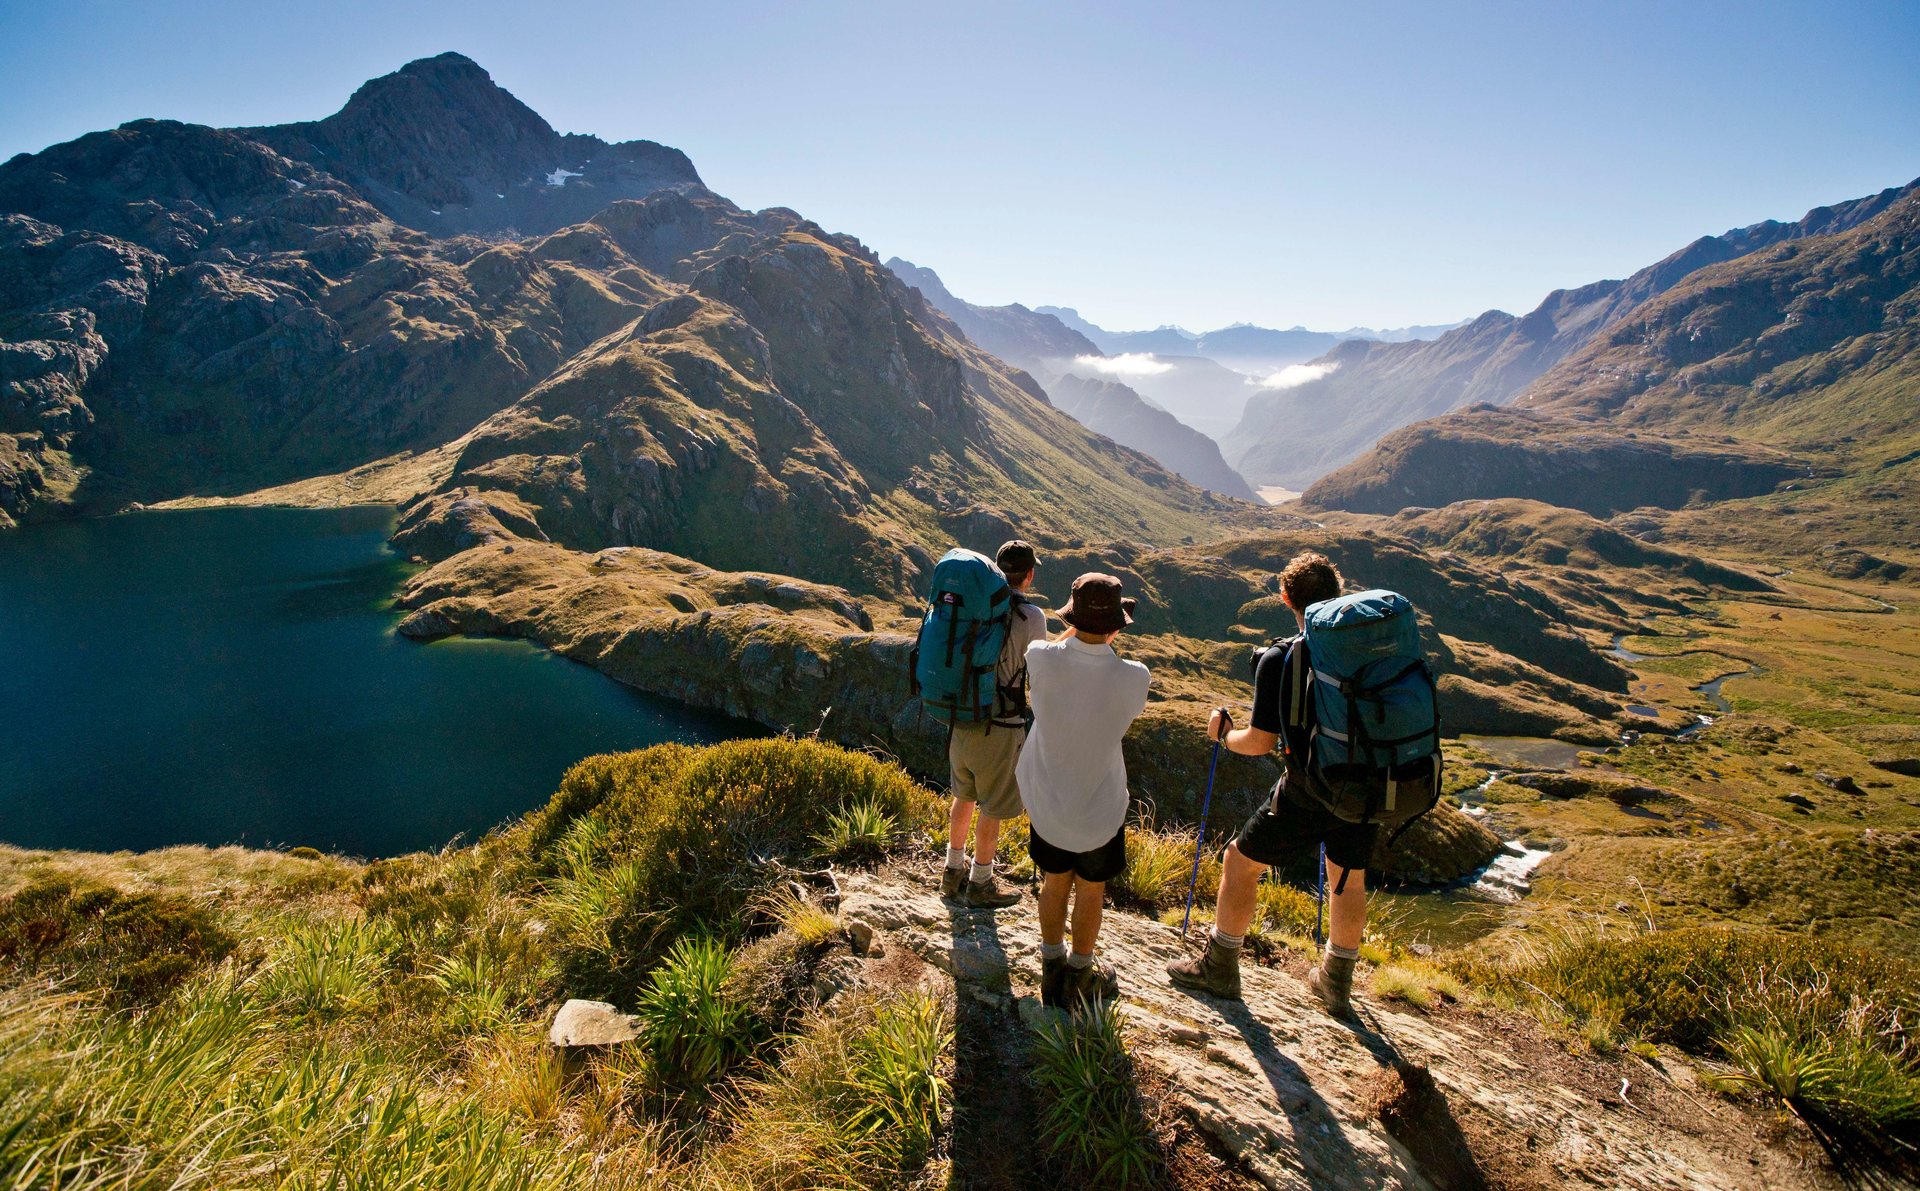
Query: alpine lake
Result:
<box><xmin>0</xmin><ymin>505</ymin><xmax>753</xmax><ymax>858</ymax></box>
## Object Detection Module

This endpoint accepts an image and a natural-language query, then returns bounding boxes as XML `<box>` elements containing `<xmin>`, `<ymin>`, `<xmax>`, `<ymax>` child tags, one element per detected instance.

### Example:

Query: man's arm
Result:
<box><xmin>1207</xmin><ymin>638</ymin><xmax>1287</xmax><ymax>756</ymax></box>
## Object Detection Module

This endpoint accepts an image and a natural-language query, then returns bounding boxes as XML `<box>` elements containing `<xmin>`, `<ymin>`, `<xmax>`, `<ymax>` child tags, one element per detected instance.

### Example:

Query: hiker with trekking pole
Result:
<box><xmin>1168</xmin><ymin>551</ymin><xmax>1444</xmax><ymax>1018</ymax></box>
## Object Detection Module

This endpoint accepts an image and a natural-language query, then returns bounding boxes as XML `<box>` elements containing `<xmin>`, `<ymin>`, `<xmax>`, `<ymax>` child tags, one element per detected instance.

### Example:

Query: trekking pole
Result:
<box><xmin>1180</xmin><ymin>713</ymin><xmax>1225</xmax><ymax>937</ymax></box>
<box><xmin>1314</xmin><ymin>842</ymin><xmax>1327</xmax><ymax>946</ymax></box>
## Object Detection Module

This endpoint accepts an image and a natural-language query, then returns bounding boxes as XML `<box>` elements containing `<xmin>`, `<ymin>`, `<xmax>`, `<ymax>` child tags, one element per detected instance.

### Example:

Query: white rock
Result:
<box><xmin>549</xmin><ymin>999</ymin><xmax>640</xmax><ymax>1048</ymax></box>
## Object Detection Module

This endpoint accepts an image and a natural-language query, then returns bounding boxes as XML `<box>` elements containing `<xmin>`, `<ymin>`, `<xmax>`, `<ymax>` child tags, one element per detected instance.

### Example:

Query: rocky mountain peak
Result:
<box><xmin>242</xmin><ymin>52</ymin><xmax>701</xmax><ymax>237</ymax></box>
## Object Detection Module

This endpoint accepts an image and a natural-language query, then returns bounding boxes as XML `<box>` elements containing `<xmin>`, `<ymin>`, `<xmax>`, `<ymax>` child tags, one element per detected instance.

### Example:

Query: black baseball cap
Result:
<box><xmin>996</xmin><ymin>539</ymin><xmax>1038</xmax><ymax>576</ymax></box>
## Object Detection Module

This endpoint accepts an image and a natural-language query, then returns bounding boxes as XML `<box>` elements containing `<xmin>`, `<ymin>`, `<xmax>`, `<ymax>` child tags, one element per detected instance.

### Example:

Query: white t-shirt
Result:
<box><xmin>1015</xmin><ymin>636</ymin><xmax>1151</xmax><ymax>852</ymax></box>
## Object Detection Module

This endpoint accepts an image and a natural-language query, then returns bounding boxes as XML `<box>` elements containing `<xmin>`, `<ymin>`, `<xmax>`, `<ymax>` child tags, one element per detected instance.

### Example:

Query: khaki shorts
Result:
<box><xmin>949</xmin><ymin>723</ymin><xmax>1027</xmax><ymax>820</ymax></box>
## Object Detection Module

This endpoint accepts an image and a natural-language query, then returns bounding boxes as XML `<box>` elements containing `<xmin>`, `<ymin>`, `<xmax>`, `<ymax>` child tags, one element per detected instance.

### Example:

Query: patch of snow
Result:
<box><xmin>288</xmin><ymin>179</ymin><xmax>306</xmax><ymax>190</ymax></box>
<box><xmin>430</xmin><ymin>209</ymin><xmax>442</xmax><ymax>215</ymax></box>
<box><xmin>545</xmin><ymin>168</ymin><xmax>584</xmax><ymax>187</ymax></box>
<box><xmin>496</xmin><ymin>193</ymin><xmax>505</xmax><ymax>199</ymax></box>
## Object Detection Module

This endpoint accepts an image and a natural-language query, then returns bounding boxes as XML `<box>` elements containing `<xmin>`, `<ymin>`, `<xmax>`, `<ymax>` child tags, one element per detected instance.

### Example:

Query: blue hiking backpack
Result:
<box><xmin>912</xmin><ymin>548</ymin><xmax>1016</xmax><ymax>727</ymax></box>
<box><xmin>1266</xmin><ymin>589</ymin><xmax>1443</xmax><ymax>836</ymax></box>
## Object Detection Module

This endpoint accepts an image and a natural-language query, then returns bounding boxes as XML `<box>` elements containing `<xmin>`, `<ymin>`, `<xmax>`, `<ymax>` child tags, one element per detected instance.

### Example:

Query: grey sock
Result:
<box><xmin>1326</xmin><ymin>942</ymin><xmax>1360</xmax><ymax>962</ymax></box>
<box><xmin>1212</xmin><ymin>929</ymin><xmax>1244</xmax><ymax>951</ymax></box>
<box><xmin>1041</xmin><ymin>942</ymin><xmax>1068</xmax><ymax>961</ymax></box>
<box><xmin>970</xmin><ymin>860</ymin><xmax>993</xmax><ymax>883</ymax></box>
<box><xmin>1066</xmin><ymin>950</ymin><xmax>1094</xmax><ymax>969</ymax></box>
<box><xmin>945</xmin><ymin>847</ymin><xmax>967</xmax><ymax>869</ymax></box>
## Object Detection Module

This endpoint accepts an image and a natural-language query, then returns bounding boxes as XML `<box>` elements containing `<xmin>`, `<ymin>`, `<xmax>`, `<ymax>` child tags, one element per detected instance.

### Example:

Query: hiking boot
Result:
<box><xmin>1166</xmin><ymin>938</ymin><xmax>1243</xmax><ymax>1000</ymax></box>
<box><xmin>939</xmin><ymin>864</ymin><xmax>967</xmax><ymax>899</ymax></box>
<box><xmin>961</xmin><ymin>871</ymin><xmax>1023</xmax><ymax>909</ymax></box>
<box><xmin>1041</xmin><ymin>956</ymin><xmax>1070</xmax><ymax>1008</ymax></box>
<box><xmin>1309</xmin><ymin>951</ymin><xmax>1357</xmax><ymax>1018</ymax></box>
<box><xmin>1064</xmin><ymin>957</ymin><xmax>1120</xmax><ymax>1010</ymax></box>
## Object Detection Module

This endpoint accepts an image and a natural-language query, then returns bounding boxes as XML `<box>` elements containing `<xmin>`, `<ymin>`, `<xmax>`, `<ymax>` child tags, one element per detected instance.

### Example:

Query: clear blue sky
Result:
<box><xmin>3</xmin><ymin>0</ymin><xmax>1915</xmax><ymax>332</ymax></box>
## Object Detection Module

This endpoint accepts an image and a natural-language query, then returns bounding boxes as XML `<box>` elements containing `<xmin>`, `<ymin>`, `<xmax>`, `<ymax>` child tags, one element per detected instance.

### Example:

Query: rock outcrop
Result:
<box><xmin>835</xmin><ymin>868</ymin><xmax>1827</xmax><ymax>1190</ymax></box>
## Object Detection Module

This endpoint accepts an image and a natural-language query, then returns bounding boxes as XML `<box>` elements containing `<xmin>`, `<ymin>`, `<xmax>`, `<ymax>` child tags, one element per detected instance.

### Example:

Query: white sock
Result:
<box><xmin>970</xmin><ymin>860</ymin><xmax>993</xmax><ymax>883</ymax></box>
<box><xmin>1326</xmin><ymin>941</ymin><xmax>1360</xmax><ymax>962</ymax></box>
<box><xmin>946</xmin><ymin>847</ymin><xmax>967</xmax><ymax>869</ymax></box>
<box><xmin>1066</xmin><ymin>950</ymin><xmax>1094</xmax><ymax>969</ymax></box>
<box><xmin>1041</xmin><ymin>942</ymin><xmax>1068</xmax><ymax>961</ymax></box>
<box><xmin>1212</xmin><ymin>928</ymin><xmax>1244</xmax><ymax>951</ymax></box>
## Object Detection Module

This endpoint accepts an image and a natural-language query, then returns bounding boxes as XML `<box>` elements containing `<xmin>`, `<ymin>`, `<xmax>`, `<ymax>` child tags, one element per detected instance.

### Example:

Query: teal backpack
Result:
<box><xmin>912</xmin><ymin>549</ymin><xmax>1015</xmax><ymax>727</ymax></box>
<box><xmin>1278</xmin><ymin>589</ymin><xmax>1443</xmax><ymax>838</ymax></box>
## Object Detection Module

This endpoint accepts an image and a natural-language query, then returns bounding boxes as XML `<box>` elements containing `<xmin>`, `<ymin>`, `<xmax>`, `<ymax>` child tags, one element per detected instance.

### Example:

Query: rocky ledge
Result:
<box><xmin>824</xmin><ymin>868</ymin><xmax>1832</xmax><ymax>1190</ymax></box>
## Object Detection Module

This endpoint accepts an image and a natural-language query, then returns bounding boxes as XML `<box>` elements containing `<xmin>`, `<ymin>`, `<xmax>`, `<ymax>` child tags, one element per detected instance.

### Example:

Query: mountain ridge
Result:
<box><xmin>1230</xmin><ymin>179</ymin><xmax>1916</xmax><ymax>489</ymax></box>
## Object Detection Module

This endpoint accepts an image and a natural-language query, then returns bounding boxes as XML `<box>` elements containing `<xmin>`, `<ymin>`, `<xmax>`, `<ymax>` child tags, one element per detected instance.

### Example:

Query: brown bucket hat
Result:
<box><xmin>1059</xmin><ymin>572</ymin><xmax>1136</xmax><ymax>634</ymax></box>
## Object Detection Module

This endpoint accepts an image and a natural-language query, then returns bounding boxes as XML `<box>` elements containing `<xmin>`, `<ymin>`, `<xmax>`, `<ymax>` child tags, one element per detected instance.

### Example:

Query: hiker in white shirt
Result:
<box><xmin>1017</xmin><ymin>572</ymin><xmax>1150</xmax><ymax>1009</ymax></box>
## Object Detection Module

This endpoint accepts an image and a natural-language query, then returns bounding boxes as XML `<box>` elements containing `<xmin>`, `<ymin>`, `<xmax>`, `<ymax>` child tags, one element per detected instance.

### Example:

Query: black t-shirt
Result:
<box><xmin>1251</xmin><ymin>634</ymin><xmax>1314</xmax><ymax>805</ymax></box>
<box><xmin>1249</xmin><ymin>635</ymin><xmax>1306</xmax><ymax>753</ymax></box>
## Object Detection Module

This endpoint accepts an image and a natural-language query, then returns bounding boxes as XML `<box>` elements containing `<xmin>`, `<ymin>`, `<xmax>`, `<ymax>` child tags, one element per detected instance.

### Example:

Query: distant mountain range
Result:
<box><xmin>884</xmin><ymin>258</ymin><xmax>1257</xmax><ymax>498</ymax></box>
<box><xmin>1306</xmin><ymin>177</ymin><xmax>1920</xmax><ymax>570</ymax></box>
<box><xmin>1231</xmin><ymin>182</ymin><xmax>1914</xmax><ymax>490</ymax></box>
<box><xmin>0</xmin><ymin>53</ymin><xmax>1242</xmax><ymax>585</ymax></box>
<box><xmin>1035</xmin><ymin>307</ymin><xmax>1464</xmax><ymax>373</ymax></box>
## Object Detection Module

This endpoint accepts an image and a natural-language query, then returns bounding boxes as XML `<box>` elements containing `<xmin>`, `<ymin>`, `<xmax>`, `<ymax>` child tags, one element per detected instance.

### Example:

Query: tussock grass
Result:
<box><xmin>257</xmin><ymin>915</ymin><xmax>395</xmax><ymax>1020</ymax></box>
<box><xmin>813</xmin><ymin>799</ymin><xmax>900</xmax><ymax>865</ymax></box>
<box><xmin>1112</xmin><ymin>811</ymin><xmax>1221</xmax><ymax>912</ymax></box>
<box><xmin>634</xmin><ymin>936</ymin><xmax>764</xmax><ymax>1089</ymax></box>
<box><xmin>756</xmin><ymin>887</ymin><xmax>840</xmax><ymax>946</ymax></box>
<box><xmin>1370</xmin><ymin>959</ymin><xmax>1466</xmax><ymax>1009</ymax></box>
<box><xmin>693</xmin><ymin>991</ymin><xmax>950</xmax><ymax>1189</ymax></box>
<box><xmin>0</xmin><ymin>976</ymin><xmax>598</xmax><ymax>1188</ymax></box>
<box><xmin>1031</xmin><ymin>998</ymin><xmax>1161</xmax><ymax>1188</ymax></box>
<box><xmin>1458</xmin><ymin>926</ymin><xmax>1920</xmax><ymax>1132</ymax></box>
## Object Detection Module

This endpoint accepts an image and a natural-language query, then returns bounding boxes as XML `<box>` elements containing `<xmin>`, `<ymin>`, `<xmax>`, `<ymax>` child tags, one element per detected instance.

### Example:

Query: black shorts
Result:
<box><xmin>1028</xmin><ymin>823</ymin><xmax>1127</xmax><ymax>883</ymax></box>
<box><xmin>1234</xmin><ymin>786</ymin><xmax>1379</xmax><ymax>875</ymax></box>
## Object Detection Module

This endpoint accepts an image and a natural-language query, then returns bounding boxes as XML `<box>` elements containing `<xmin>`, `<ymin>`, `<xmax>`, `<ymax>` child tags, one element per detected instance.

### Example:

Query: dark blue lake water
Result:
<box><xmin>0</xmin><ymin>506</ymin><xmax>748</xmax><ymax>857</ymax></box>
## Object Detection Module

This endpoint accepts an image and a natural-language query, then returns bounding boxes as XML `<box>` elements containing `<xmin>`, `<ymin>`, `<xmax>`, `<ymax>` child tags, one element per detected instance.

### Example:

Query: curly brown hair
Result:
<box><xmin>1279</xmin><ymin>551</ymin><xmax>1343</xmax><ymax>611</ymax></box>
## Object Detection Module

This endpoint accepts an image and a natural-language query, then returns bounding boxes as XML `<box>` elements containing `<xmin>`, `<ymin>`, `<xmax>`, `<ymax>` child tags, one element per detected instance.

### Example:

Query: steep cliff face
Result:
<box><xmin>1226</xmin><ymin>181</ymin><xmax>1914</xmax><ymax>489</ymax></box>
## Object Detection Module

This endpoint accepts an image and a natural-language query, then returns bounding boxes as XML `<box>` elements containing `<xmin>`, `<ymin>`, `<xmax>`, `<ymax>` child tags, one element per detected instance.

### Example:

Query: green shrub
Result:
<box><xmin>1031</xmin><ymin>998</ymin><xmax>1161</xmax><ymax>1188</ymax></box>
<box><xmin>0</xmin><ymin>876</ymin><xmax>235</xmax><ymax>1005</ymax></box>
<box><xmin>530</xmin><ymin>739</ymin><xmax>936</xmax><ymax>997</ymax></box>
<box><xmin>634</xmin><ymin>937</ymin><xmax>763</xmax><ymax>1089</ymax></box>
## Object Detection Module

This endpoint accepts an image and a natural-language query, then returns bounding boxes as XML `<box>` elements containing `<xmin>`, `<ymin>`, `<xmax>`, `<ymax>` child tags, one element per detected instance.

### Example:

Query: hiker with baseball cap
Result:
<box><xmin>940</xmin><ymin>541</ymin><xmax>1048</xmax><ymax>908</ymax></box>
<box><xmin>1016</xmin><ymin>573</ymin><xmax>1151</xmax><ymax>1009</ymax></box>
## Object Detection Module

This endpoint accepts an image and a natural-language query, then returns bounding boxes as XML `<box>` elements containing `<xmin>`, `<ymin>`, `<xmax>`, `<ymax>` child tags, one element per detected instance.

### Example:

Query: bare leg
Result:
<box><xmin>1069</xmin><ymin>877</ymin><xmax>1105</xmax><ymax>956</ymax></box>
<box><xmin>973</xmin><ymin>813</ymin><xmax>1002</xmax><ymax>866</ymax></box>
<box><xmin>947</xmin><ymin>798</ymin><xmax>975</xmax><ymax>856</ymax></box>
<box><xmin>1038</xmin><ymin>870</ymin><xmax>1073</xmax><ymax>947</ymax></box>
<box><xmin>1212</xmin><ymin>842</ymin><xmax>1269</xmax><ymax>936</ymax></box>
<box><xmin>1327</xmin><ymin>864</ymin><xmax>1367</xmax><ymax>951</ymax></box>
